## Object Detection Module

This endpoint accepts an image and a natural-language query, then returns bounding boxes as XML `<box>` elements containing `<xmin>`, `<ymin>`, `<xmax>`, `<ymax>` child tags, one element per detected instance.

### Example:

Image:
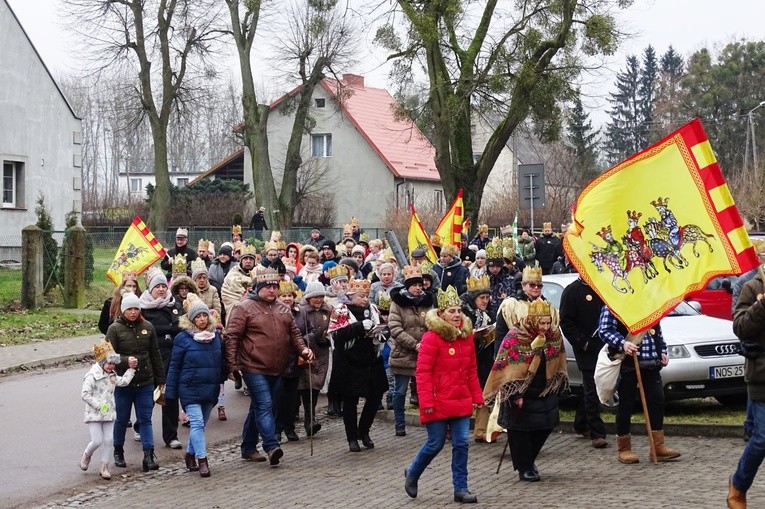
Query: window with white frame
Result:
<box><xmin>434</xmin><ymin>189</ymin><xmax>444</xmax><ymax>214</ymax></box>
<box><xmin>311</xmin><ymin>134</ymin><xmax>332</xmax><ymax>157</ymax></box>
<box><xmin>176</xmin><ymin>178</ymin><xmax>189</xmax><ymax>187</ymax></box>
<box><xmin>2</xmin><ymin>161</ymin><xmax>23</xmax><ymax>208</ymax></box>
<box><xmin>130</xmin><ymin>178</ymin><xmax>142</xmax><ymax>193</ymax></box>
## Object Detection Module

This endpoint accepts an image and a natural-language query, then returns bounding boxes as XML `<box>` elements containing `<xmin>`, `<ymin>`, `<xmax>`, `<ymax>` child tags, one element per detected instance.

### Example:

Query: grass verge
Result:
<box><xmin>0</xmin><ymin>310</ymin><xmax>99</xmax><ymax>345</ymax></box>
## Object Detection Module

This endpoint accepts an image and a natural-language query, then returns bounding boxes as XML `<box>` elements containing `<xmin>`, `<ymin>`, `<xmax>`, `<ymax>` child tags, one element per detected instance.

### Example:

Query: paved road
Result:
<box><xmin>32</xmin><ymin>401</ymin><xmax>765</xmax><ymax>509</ymax></box>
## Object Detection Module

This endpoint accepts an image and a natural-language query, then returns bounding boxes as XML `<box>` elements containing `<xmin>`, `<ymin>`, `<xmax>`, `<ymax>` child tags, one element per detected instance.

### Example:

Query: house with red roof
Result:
<box><xmin>193</xmin><ymin>74</ymin><xmax>444</xmax><ymax>227</ymax></box>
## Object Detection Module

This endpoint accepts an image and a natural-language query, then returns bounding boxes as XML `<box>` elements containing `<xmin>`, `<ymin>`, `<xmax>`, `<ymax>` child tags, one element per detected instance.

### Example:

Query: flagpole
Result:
<box><xmin>632</xmin><ymin>352</ymin><xmax>657</xmax><ymax>465</ymax></box>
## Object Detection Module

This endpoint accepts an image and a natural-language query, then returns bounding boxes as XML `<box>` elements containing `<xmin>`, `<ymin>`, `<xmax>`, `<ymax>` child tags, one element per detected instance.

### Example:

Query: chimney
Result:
<box><xmin>343</xmin><ymin>74</ymin><xmax>365</xmax><ymax>87</ymax></box>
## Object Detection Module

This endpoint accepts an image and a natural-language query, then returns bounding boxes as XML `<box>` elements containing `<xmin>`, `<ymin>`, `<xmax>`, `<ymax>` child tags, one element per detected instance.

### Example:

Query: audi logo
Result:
<box><xmin>715</xmin><ymin>344</ymin><xmax>740</xmax><ymax>355</ymax></box>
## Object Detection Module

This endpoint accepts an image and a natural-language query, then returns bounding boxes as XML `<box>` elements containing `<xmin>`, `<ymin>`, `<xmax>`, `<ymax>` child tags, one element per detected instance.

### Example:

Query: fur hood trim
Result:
<box><xmin>179</xmin><ymin>313</ymin><xmax>216</xmax><ymax>332</ymax></box>
<box><xmin>425</xmin><ymin>308</ymin><xmax>473</xmax><ymax>342</ymax></box>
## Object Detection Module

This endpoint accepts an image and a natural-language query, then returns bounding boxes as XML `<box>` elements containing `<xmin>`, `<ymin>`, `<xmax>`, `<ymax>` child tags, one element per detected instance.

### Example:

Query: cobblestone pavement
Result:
<box><xmin>38</xmin><ymin>409</ymin><xmax>765</xmax><ymax>509</ymax></box>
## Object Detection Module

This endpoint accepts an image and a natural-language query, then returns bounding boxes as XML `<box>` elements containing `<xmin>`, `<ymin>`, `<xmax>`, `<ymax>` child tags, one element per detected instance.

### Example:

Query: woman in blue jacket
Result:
<box><xmin>165</xmin><ymin>295</ymin><xmax>226</xmax><ymax>478</ymax></box>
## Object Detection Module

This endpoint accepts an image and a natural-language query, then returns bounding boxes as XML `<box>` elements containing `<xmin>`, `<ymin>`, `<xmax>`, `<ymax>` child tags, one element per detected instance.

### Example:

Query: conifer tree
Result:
<box><xmin>567</xmin><ymin>88</ymin><xmax>600</xmax><ymax>185</ymax></box>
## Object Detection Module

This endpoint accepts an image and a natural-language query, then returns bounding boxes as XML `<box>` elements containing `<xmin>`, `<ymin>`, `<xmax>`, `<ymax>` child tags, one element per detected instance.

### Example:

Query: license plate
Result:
<box><xmin>709</xmin><ymin>365</ymin><xmax>744</xmax><ymax>379</ymax></box>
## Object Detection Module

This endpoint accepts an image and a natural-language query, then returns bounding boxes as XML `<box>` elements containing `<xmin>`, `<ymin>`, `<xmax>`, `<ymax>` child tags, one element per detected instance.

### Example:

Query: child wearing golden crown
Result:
<box><xmin>404</xmin><ymin>285</ymin><xmax>484</xmax><ymax>504</ymax></box>
<box><xmin>80</xmin><ymin>340</ymin><xmax>138</xmax><ymax>480</ymax></box>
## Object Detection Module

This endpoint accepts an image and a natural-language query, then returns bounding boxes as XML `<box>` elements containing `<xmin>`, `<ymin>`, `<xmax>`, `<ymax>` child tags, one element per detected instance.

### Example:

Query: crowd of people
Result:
<box><xmin>79</xmin><ymin>218</ymin><xmax>690</xmax><ymax>504</ymax></box>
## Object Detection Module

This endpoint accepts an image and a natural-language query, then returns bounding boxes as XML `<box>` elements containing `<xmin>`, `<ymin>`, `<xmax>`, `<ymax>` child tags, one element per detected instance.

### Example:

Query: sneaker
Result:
<box><xmin>133</xmin><ymin>431</ymin><xmax>141</xmax><ymax>442</ymax></box>
<box><xmin>267</xmin><ymin>447</ymin><xmax>283</xmax><ymax>466</ymax></box>
<box><xmin>168</xmin><ymin>439</ymin><xmax>183</xmax><ymax>450</ymax></box>
<box><xmin>395</xmin><ymin>428</ymin><xmax>406</xmax><ymax>437</ymax></box>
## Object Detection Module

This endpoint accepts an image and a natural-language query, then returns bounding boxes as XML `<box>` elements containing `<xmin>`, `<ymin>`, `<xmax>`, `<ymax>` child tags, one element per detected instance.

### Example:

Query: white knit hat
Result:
<box><xmin>120</xmin><ymin>292</ymin><xmax>141</xmax><ymax>313</ymax></box>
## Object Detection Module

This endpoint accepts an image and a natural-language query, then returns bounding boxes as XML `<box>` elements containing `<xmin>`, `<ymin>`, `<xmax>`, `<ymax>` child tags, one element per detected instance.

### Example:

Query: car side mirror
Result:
<box><xmin>687</xmin><ymin>300</ymin><xmax>702</xmax><ymax>312</ymax></box>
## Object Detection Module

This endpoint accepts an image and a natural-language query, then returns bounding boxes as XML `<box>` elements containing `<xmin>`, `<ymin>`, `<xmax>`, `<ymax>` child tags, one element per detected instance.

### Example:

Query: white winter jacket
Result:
<box><xmin>81</xmin><ymin>363</ymin><xmax>135</xmax><ymax>422</ymax></box>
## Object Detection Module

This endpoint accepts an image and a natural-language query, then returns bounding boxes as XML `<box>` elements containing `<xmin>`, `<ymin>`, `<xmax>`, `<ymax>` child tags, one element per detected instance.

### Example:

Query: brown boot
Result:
<box><xmin>185</xmin><ymin>453</ymin><xmax>199</xmax><ymax>471</ymax></box>
<box><xmin>651</xmin><ymin>430</ymin><xmax>681</xmax><ymax>461</ymax></box>
<box><xmin>727</xmin><ymin>476</ymin><xmax>746</xmax><ymax>508</ymax></box>
<box><xmin>617</xmin><ymin>435</ymin><xmax>639</xmax><ymax>464</ymax></box>
<box><xmin>198</xmin><ymin>457</ymin><xmax>210</xmax><ymax>478</ymax></box>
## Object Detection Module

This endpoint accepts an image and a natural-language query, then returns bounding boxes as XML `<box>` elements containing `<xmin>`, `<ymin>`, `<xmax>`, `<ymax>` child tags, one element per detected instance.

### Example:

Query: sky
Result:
<box><xmin>6</xmin><ymin>0</ymin><xmax>765</xmax><ymax>127</ymax></box>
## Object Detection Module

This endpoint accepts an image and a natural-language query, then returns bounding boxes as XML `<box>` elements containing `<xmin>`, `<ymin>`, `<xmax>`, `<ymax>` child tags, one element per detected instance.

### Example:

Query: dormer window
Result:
<box><xmin>315</xmin><ymin>98</ymin><xmax>326</xmax><ymax>108</ymax></box>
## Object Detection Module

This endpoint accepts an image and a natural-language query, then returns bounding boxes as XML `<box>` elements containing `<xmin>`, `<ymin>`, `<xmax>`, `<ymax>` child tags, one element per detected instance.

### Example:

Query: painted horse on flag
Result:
<box><xmin>589</xmin><ymin>225</ymin><xmax>634</xmax><ymax>294</ymax></box>
<box><xmin>651</xmin><ymin>197</ymin><xmax>715</xmax><ymax>258</ymax></box>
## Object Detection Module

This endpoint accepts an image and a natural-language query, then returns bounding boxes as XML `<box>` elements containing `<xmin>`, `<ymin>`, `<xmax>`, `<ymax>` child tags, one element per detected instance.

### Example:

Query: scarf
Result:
<box><xmin>482</xmin><ymin>317</ymin><xmax>567</xmax><ymax>404</ymax></box>
<box><xmin>179</xmin><ymin>315</ymin><xmax>217</xmax><ymax>343</ymax></box>
<box><xmin>139</xmin><ymin>290</ymin><xmax>175</xmax><ymax>310</ymax></box>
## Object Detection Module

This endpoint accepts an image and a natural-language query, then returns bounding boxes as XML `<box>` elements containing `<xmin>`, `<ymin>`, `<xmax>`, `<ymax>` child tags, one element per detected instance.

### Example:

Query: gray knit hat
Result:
<box><xmin>120</xmin><ymin>292</ymin><xmax>141</xmax><ymax>313</ymax></box>
<box><xmin>148</xmin><ymin>274</ymin><xmax>168</xmax><ymax>293</ymax></box>
<box><xmin>303</xmin><ymin>281</ymin><xmax>327</xmax><ymax>300</ymax></box>
<box><xmin>186</xmin><ymin>299</ymin><xmax>210</xmax><ymax>322</ymax></box>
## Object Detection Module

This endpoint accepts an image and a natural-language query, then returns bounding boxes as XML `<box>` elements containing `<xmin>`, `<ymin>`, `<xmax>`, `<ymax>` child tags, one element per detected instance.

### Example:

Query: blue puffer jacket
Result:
<box><xmin>165</xmin><ymin>320</ymin><xmax>226</xmax><ymax>407</ymax></box>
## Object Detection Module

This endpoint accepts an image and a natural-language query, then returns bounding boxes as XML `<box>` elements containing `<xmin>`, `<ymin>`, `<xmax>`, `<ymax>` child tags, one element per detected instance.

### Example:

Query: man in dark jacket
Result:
<box><xmin>534</xmin><ymin>222</ymin><xmax>563</xmax><ymax>275</ymax></box>
<box><xmin>559</xmin><ymin>277</ymin><xmax>607</xmax><ymax>448</ymax></box>
<box><xmin>250</xmin><ymin>207</ymin><xmax>268</xmax><ymax>239</ymax></box>
<box><xmin>160</xmin><ymin>228</ymin><xmax>198</xmax><ymax>277</ymax></box>
<box><xmin>305</xmin><ymin>229</ymin><xmax>326</xmax><ymax>250</ymax></box>
<box><xmin>432</xmin><ymin>244</ymin><xmax>470</xmax><ymax>295</ymax></box>
<box><xmin>224</xmin><ymin>269</ymin><xmax>314</xmax><ymax>466</ymax></box>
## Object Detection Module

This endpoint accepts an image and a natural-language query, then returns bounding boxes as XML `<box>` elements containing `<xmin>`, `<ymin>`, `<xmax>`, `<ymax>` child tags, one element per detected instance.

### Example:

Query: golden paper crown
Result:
<box><xmin>233</xmin><ymin>240</ymin><xmax>244</xmax><ymax>253</ymax></box>
<box><xmin>198</xmin><ymin>238</ymin><xmax>210</xmax><ymax>250</ymax></box>
<box><xmin>254</xmin><ymin>268</ymin><xmax>280</xmax><ymax>285</ymax></box>
<box><xmin>485</xmin><ymin>239</ymin><xmax>503</xmax><ymax>259</ymax></box>
<box><xmin>276</xmin><ymin>241</ymin><xmax>286</xmax><ymax>250</ymax></box>
<box><xmin>478</xmin><ymin>224</ymin><xmax>489</xmax><ymax>234</ymax></box>
<box><xmin>241</xmin><ymin>245</ymin><xmax>257</xmax><ymax>258</ymax></box>
<box><xmin>350</xmin><ymin>217</ymin><xmax>360</xmax><ymax>227</ymax></box>
<box><xmin>270</xmin><ymin>231</ymin><xmax>282</xmax><ymax>242</ymax></box>
<box><xmin>172</xmin><ymin>253</ymin><xmax>188</xmax><ymax>275</ymax></box>
<box><xmin>144</xmin><ymin>266</ymin><xmax>164</xmax><ymax>287</ymax></box>
<box><xmin>263</xmin><ymin>241</ymin><xmax>279</xmax><ymax>253</ymax></box>
<box><xmin>377</xmin><ymin>292</ymin><xmax>392</xmax><ymax>312</ymax></box>
<box><xmin>348</xmin><ymin>278</ymin><xmax>371</xmax><ymax>294</ymax></box>
<box><xmin>543</xmin><ymin>222</ymin><xmax>552</xmax><ymax>229</ymax></box>
<box><xmin>437</xmin><ymin>285</ymin><xmax>461</xmax><ymax>310</ymax></box>
<box><xmin>231</xmin><ymin>225</ymin><xmax>242</xmax><ymax>236</ymax></box>
<box><xmin>440</xmin><ymin>244</ymin><xmax>458</xmax><ymax>257</ymax></box>
<box><xmin>380</xmin><ymin>247</ymin><xmax>395</xmax><ymax>263</ymax></box>
<box><xmin>121</xmin><ymin>269</ymin><xmax>138</xmax><ymax>282</ymax></box>
<box><xmin>93</xmin><ymin>339</ymin><xmax>115</xmax><ymax>362</ymax></box>
<box><xmin>466</xmin><ymin>274</ymin><xmax>490</xmax><ymax>293</ymax></box>
<box><xmin>279</xmin><ymin>280</ymin><xmax>299</xmax><ymax>296</ymax></box>
<box><xmin>502</xmin><ymin>237</ymin><xmax>516</xmax><ymax>259</ymax></box>
<box><xmin>522</xmin><ymin>265</ymin><xmax>542</xmax><ymax>284</ymax></box>
<box><xmin>402</xmin><ymin>265</ymin><xmax>423</xmax><ymax>282</ymax></box>
<box><xmin>419</xmin><ymin>260</ymin><xmax>434</xmax><ymax>275</ymax></box>
<box><xmin>527</xmin><ymin>299</ymin><xmax>552</xmax><ymax>317</ymax></box>
<box><xmin>343</xmin><ymin>223</ymin><xmax>352</xmax><ymax>234</ymax></box>
<box><xmin>359</xmin><ymin>232</ymin><xmax>370</xmax><ymax>243</ymax></box>
<box><xmin>190</xmin><ymin>257</ymin><xmax>207</xmax><ymax>274</ymax></box>
<box><xmin>326</xmin><ymin>264</ymin><xmax>348</xmax><ymax>280</ymax></box>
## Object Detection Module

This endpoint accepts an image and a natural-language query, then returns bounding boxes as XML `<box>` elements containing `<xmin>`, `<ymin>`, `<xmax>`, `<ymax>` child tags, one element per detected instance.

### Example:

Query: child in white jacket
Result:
<box><xmin>81</xmin><ymin>341</ymin><xmax>137</xmax><ymax>479</ymax></box>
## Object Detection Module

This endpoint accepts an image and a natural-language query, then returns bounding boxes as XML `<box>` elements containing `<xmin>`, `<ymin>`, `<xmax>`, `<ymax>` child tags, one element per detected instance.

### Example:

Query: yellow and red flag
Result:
<box><xmin>434</xmin><ymin>189</ymin><xmax>464</xmax><ymax>249</ymax></box>
<box><xmin>564</xmin><ymin>119</ymin><xmax>758</xmax><ymax>333</ymax></box>
<box><xmin>106</xmin><ymin>217</ymin><xmax>167</xmax><ymax>286</ymax></box>
<box><xmin>408</xmin><ymin>204</ymin><xmax>438</xmax><ymax>264</ymax></box>
<box><xmin>462</xmin><ymin>217</ymin><xmax>471</xmax><ymax>236</ymax></box>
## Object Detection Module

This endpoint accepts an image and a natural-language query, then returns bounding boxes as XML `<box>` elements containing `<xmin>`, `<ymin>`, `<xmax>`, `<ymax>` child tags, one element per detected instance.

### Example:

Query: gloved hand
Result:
<box><xmin>362</xmin><ymin>319</ymin><xmax>374</xmax><ymax>331</ymax></box>
<box><xmin>530</xmin><ymin>334</ymin><xmax>545</xmax><ymax>349</ymax></box>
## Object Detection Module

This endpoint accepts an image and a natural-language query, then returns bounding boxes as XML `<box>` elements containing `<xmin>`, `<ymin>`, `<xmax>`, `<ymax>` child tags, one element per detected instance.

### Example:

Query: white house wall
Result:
<box><xmin>0</xmin><ymin>0</ymin><xmax>82</xmax><ymax>246</ymax></box>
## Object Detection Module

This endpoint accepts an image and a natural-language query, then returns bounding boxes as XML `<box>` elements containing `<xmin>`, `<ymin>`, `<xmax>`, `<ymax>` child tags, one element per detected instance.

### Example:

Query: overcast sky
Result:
<box><xmin>6</xmin><ymin>0</ymin><xmax>765</xmax><ymax>126</ymax></box>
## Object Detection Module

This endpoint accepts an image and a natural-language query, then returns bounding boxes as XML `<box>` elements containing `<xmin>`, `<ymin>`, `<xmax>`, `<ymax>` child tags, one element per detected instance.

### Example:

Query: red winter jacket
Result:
<box><xmin>416</xmin><ymin>309</ymin><xmax>484</xmax><ymax>424</ymax></box>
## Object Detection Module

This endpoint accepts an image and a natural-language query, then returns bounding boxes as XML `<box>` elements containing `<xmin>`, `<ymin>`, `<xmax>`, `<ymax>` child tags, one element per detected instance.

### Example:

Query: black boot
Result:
<box><xmin>113</xmin><ymin>446</ymin><xmax>126</xmax><ymax>468</ymax></box>
<box><xmin>142</xmin><ymin>449</ymin><xmax>159</xmax><ymax>472</ymax></box>
<box><xmin>360</xmin><ymin>433</ymin><xmax>375</xmax><ymax>449</ymax></box>
<box><xmin>348</xmin><ymin>440</ymin><xmax>361</xmax><ymax>452</ymax></box>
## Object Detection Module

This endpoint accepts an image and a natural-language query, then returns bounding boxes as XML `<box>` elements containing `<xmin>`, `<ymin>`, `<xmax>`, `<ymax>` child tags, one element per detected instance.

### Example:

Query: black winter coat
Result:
<box><xmin>498</xmin><ymin>356</ymin><xmax>560</xmax><ymax>431</ymax></box>
<box><xmin>559</xmin><ymin>278</ymin><xmax>604</xmax><ymax>371</ymax></box>
<box><xmin>534</xmin><ymin>234</ymin><xmax>563</xmax><ymax>274</ymax></box>
<box><xmin>160</xmin><ymin>244</ymin><xmax>198</xmax><ymax>275</ymax></box>
<box><xmin>141</xmin><ymin>305</ymin><xmax>182</xmax><ymax>371</ymax></box>
<box><xmin>330</xmin><ymin>304</ymin><xmax>386</xmax><ymax>398</ymax></box>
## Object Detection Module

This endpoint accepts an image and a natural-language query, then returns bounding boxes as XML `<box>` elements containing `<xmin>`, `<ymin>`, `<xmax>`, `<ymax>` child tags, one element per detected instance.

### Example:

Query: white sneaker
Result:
<box><xmin>133</xmin><ymin>431</ymin><xmax>141</xmax><ymax>442</ymax></box>
<box><xmin>168</xmin><ymin>439</ymin><xmax>182</xmax><ymax>449</ymax></box>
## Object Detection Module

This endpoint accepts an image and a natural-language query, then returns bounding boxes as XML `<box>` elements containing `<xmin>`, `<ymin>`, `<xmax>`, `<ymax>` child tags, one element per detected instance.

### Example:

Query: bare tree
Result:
<box><xmin>271</xmin><ymin>0</ymin><xmax>357</xmax><ymax>227</ymax></box>
<box><xmin>64</xmin><ymin>0</ymin><xmax>226</xmax><ymax>230</ymax></box>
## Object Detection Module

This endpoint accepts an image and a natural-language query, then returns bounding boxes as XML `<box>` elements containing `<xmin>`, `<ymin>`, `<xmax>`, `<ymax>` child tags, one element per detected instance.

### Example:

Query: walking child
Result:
<box><xmin>80</xmin><ymin>339</ymin><xmax>137</xmax><ymax>479</ymax></box>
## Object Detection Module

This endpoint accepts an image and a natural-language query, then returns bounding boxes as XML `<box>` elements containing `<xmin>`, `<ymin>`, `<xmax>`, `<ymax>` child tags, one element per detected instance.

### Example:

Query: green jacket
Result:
<box><xmin>106</xmin><ymin>316</ymin><xmax>166</xmax><ymax>388</ymax></box>
<box><xmin>517</xmin><ymin>237</ymin><xmax>536</xmax><ymax>263</ymax></box>
<box><xmin>733</xmin><ymin>270</ymin><xmax>765</xmax><ymax>400</ymax></box>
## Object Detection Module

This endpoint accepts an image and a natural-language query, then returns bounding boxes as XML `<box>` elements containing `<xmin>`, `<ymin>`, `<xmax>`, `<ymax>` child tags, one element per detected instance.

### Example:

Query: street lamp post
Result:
<box><xmin>746</xmin><ymin>101</ymin><xmax>765</xmax><ymax>174</ymax></box>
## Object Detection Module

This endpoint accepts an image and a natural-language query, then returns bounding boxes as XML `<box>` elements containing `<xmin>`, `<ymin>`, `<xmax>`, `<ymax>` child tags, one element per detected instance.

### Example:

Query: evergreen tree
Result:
<box><xmin>567</xmin><ymin>88</ymin><xmax>600</xmax><ymax>185</ymax></box>
<box><xmin>605</xmin><ymin>55</ymin><xmax>641</xmax><ymax>163</ymax></box>
<box><xmin>652</xmin><ymin>46</ymin><xmax>686</xmax><ymax>138</ymax></box>
<box><xmin>638</xmin><ymin>45</ymin><xmax>658</xmax><ymax>146</ymax></box>
<box><xmin>35</xmin><ymin>194</ymin><xmax>59</xmax><ymax>294</ymax></box>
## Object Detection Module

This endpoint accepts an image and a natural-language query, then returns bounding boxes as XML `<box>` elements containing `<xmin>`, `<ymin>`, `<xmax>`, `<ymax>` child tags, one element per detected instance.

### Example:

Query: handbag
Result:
<box><xmin>594</xmin><ymin>345</ymin><xmax>622</xmax><ymax>404</ymax></box>
<box><xmin>153</xmin><ymin>384</ymin><xmax>166</xmax><ymax>406</ymax></box>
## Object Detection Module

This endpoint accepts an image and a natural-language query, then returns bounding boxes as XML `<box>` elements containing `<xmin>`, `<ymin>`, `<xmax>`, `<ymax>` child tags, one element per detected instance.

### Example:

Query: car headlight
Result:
<box><xmin>667</xmin><ymin>345</ymin><xmax>690</xmax><ymax>359</ymax></box>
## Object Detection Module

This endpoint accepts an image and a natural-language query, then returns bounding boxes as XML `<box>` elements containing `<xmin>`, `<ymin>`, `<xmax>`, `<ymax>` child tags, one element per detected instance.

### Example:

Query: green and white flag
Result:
<box><xmin>513</xmin><ymin>211</ymin><xmax>520</xmax><ymax>256</ymax></box>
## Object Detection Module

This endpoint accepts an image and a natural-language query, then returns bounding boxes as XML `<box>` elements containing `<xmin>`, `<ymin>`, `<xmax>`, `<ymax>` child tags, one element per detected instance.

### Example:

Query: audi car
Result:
<box><xmin>542</xmin><ymin>274</ymin><xmax>746</xmax><ymax>407</ymax></box>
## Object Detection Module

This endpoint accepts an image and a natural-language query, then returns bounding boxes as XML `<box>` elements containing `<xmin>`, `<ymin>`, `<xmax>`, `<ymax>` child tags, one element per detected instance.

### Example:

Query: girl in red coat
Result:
<box><xmin>403</xmin><ymin>285</ymin><xmax>484</xmax><ymax>504</ymax></box>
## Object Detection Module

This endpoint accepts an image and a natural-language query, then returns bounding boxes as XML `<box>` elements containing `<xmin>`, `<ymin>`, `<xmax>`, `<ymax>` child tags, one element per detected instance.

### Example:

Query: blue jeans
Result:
<box><xmin>241</xmin><ymin>373</ymin><xmax>282</xmax><ymax>454</ymax></box>
<box><xmin>114</xmin><ymin>384</ymin><xmax>155</xmax><ymax>451</ymax></box>
<box><xmin>733</xmin><ymin>399</ymin><xmax>765</xmax><ymax>492</ymax></box>
<box><xmin>407</xmin><ymin>416</ymin><xmax>470</xmax><ymax>492</ymax></box>
<box><xmin>745</xmin><ymin>398</ymin><xmax>754</xmax><ymax>436</ymax></box>
<box><xmin>185</xmin><ymin>402</ymin><xmax>214</xmax><ymax>459</ymax></box>
<box><xmin>393</xmin><ymin>374</ymin><xmax>411</xmax><ymax>430</ymax></box>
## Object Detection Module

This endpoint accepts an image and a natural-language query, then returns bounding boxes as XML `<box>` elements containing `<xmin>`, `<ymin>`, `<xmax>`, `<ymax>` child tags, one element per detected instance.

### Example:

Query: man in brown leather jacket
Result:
<box><xmin>225</xmin><ymin>268</ymin><xmax>314</xmax><ymax>467</ymax></box>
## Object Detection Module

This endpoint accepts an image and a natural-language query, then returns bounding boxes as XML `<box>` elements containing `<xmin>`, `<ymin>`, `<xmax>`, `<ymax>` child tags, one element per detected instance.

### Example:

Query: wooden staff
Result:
<box><xmin>631</xmin><ymin>346</ymin><xmax>657</xmax><ymax>465</ymax></box>
<box><xmin>308</xmin><ymin>360</ymin><xmax>314</xmax><ymax>457</ymax></box>
<box><xmin>496</xmin><ymin>427</ymin><xmax>510</xmax><ymax>474</ymax></box>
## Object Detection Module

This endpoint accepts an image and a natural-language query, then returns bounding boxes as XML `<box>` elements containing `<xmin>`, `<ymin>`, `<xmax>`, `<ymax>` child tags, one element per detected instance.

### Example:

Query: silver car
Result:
<box><xmin>541</xmin><ymin>273</ymin><xmax>746</xmax><ymax>407</ymax></box>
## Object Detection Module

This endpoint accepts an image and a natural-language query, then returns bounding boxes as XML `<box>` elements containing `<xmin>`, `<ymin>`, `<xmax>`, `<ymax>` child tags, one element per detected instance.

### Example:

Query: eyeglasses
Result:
<box><xmin>527</xmin><ymin>283</ymin><xmax>543</xmax><ymax>289</ymax></box>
